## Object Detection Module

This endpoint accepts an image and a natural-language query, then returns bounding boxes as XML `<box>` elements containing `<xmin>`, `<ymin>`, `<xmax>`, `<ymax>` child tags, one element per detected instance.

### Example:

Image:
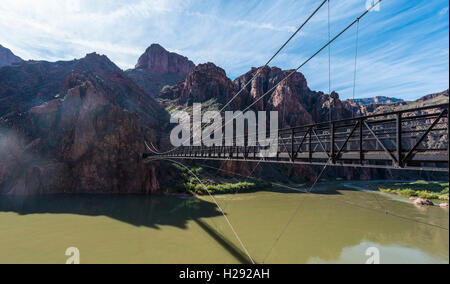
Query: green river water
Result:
<box><xmin>0</xmin><ymin>182</ymin><xmax>448</xmax><ymax>264</ymax></box>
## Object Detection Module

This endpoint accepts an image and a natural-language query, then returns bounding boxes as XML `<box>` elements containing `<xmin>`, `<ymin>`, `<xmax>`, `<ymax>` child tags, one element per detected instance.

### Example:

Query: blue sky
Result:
<box><xmin>0</xmin><ymin>0</ymin><xmax>448</xmax><ymax>100</ymax></box>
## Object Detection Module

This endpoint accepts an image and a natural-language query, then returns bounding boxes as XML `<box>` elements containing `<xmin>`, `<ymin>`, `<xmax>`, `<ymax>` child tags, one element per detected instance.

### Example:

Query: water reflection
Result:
<box><xmin>308</xmin><ymin>242</ymin><xmax>448</xmax><ymax>264</ymax></box>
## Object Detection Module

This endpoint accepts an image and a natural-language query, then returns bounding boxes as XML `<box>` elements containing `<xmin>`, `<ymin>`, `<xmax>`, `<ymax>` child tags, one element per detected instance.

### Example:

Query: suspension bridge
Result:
<box><xmin>144</xmin><ymin>103</ymin><xmax>450</xmax><ymax>172</ymax></box>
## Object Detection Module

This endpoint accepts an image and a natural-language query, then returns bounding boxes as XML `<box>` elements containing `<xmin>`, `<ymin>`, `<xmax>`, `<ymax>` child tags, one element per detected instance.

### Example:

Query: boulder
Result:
<box><xmin>439</xmin><ymin>203</ymin><xmax>449</xmax><ymax>208</ymax></box>
<box><xmin>414</xmin><ymin>198</ymin><xmax>434</xmax><ymax>206</ymax></box>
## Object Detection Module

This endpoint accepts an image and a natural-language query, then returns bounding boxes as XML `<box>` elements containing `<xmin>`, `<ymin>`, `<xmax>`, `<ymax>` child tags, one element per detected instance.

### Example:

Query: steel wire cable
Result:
<box><xmin>352</xmin><ymin>19</ymin><xmax>360</xmax><ymax>118</ymax></box>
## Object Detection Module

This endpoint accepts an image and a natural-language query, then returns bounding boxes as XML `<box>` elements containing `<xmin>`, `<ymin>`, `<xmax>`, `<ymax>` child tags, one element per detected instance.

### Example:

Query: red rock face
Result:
<box><xmin>0</xmin><ymin>44</ymin><xmax>21</xmax><ymax>68</ymax></box>
<box><xmin>234</xmin><ymin>66</ymin><xmax>313</xmax><ymax>126</ymax></box>
<box><xmin>135</xmin><ymin>44</ymin><xmax>195</xmax><ymax>77</ymax></box>
<box><xmin>232</xmin><ymin>66</ymin><xmax>359</xmax><ymax>126</ymax></box>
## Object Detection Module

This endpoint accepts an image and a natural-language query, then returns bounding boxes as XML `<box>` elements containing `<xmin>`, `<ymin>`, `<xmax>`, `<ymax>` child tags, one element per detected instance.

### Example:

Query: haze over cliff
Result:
<box><xmin>0</xmin><ymin>51</ymin><xmax>169</xmax><ymax>195</ymax></box>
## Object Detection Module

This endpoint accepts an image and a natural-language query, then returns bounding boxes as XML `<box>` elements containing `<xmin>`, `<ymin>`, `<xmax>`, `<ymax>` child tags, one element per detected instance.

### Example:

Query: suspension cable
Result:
<box><xmin>328</xmin><ymin>0</ymin><xmax>332</xmax><ymax>122</ymax></box>
<box><xmin>352</xmin><ymin>19</ymin><xmax>360</xmax><ymax>118</ymax></box>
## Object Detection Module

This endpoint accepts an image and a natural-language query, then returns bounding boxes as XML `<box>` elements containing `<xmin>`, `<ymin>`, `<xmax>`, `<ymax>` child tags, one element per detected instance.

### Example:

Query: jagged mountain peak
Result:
<box><xmin>125</xmin><ymin>44</ymin><xmax>196</xmax><ymax>97</ymax></box>
<box><xmin>135</xmin><ymin>43</ymin><xmax>195</xmax><ymax>77</ymax></box>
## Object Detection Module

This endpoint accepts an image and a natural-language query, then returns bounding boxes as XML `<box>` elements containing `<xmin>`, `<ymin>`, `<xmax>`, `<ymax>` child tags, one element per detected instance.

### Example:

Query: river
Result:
<box><xmin>0</xmin><ymin>182</ymin><xmax>448</xmax><ymax>264</ymax></box>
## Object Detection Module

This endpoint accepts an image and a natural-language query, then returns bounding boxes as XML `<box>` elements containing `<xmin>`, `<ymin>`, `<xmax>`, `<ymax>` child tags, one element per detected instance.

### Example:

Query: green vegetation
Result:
<box><xmin>168</xmin><ymin>163</ymin><xmax>272</xmax><ymax>195</ymax></box>
<box><xmin>370</xmin><ymin>180</ymin><xmax>449</xmax><ymax>203</ymax></box>
<box><xmin>186</xmin><ymin>181</ymin><xmax>268</xmax><ymax>195</ymax></box>
<box><xmin>160</xmin><ymin>98</ymin><xmax>221</xmax><ymax>114</ymax></box>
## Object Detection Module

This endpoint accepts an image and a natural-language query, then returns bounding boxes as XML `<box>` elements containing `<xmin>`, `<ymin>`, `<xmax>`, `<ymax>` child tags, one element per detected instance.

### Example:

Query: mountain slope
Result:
<box><xmin>354</xmin><ymin>96</ymin><xmax>404</xmax><ymax>105</ymax></box>
<box><xmin>360</xmin><ymin>89</ymin><xmax>449</xmax><ymax>115</ymax></box>
<box><xmin>0</xmin><ymin>44</ymin><xmax>21</xmax><ymax>68</ymax></box>
<box><xmin>0</xmin><ymin>53</ymin><xmax>121</xmax><ymax>116</ymax></box>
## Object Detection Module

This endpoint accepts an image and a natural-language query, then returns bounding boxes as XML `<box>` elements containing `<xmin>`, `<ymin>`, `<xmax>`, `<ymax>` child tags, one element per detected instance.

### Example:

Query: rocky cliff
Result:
<box><xmin>233</xmin><ymin>66</ymin><xmax>361</xmax><ymax>125</ymax></box>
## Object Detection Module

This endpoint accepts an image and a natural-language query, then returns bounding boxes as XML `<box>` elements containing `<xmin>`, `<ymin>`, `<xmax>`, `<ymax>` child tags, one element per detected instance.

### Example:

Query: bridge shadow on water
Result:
<box><xmin>0</xmin><ymin>194</ymin><xmax>224</xmax><ymax>229</ymax></box>
<box><xmin>0</xmin><ymin>194</ymin><xmax>254</xmax><ymax>263</ymax></box>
